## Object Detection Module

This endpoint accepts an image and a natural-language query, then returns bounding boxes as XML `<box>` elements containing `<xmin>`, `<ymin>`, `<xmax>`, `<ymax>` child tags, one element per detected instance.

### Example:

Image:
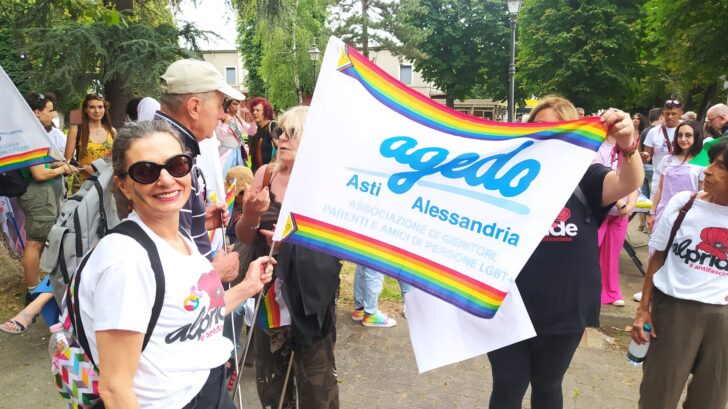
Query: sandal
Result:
<box><xmin>1</xmin><ymin>319</ymin><xmax>27</xmax><ymax>334</ymax></box>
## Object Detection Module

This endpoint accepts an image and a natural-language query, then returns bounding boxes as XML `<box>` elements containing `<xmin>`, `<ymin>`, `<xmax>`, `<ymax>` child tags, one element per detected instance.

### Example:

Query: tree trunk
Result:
<box><xmin>697</xmin><ymin>82</ymin><xmax>718</xmax><ymax>121</ymax></box>
<box><xmin>362</xmin><ymin>0</ymin><xmax>369</xmax><ymax>58</ymax></box>
<box><xmin>682</xmin><ymin>86</ymin><xmax>701</xmax><ymax>112</ymax></box>
<box><xmin>105</xmin><ymin>74</ymin><xmax>133</xmax><ymax>128</ymax></box>
<box><xmin>446</xmin><ymin>96</ymin><xmax>454</xmax><ymax>108</ymax></box>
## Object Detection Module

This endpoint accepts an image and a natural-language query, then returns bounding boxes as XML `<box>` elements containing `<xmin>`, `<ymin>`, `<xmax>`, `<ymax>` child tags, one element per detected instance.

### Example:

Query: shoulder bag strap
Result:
<box><xmin>661</xmin><ymin>125</ymin><xmax>673</xmax><ymax>154</ymax></box>
<box><xmin>573</xmin><ymin>186</ymin><xmax>592</xmax><ymax>224</ymax></box>
<box><xmin>262</xmin><ymin>165</ymin><xmax>274</xmax><ymax>188</ymax></box>
<box><xmin>664</xmin><ymin>192</ymin><xmax>697</xmax><ymax>252</ymax></box>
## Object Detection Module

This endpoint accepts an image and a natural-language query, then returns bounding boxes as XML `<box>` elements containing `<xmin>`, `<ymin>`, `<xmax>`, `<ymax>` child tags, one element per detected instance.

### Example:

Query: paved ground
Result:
<box><xmin>0</xmin><ymin>221</ymin><xmax>657</xmax><ymax>409</ymax></box>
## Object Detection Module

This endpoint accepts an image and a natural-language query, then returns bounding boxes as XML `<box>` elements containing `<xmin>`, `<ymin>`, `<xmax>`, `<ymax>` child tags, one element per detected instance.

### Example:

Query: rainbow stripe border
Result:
<box><xmin>283</xmin><ymin>213</ymin><xmax>507</xmax><ymax>318</ymax></box>
<box><xmin>0</xmin><ymin>147</ymin><xmax>53</xmax><ymax>173</ymax></box>
<box><xmin>336</xmin><ymin>45</ymin><xmax>606</xmax><ymax>151</ymax></box>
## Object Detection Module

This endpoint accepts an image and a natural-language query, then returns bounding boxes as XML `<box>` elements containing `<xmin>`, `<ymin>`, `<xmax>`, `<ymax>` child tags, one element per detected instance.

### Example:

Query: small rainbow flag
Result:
<box><xmin>258</xmin><ymin>280</ymin><xmax>282</xmax><ymax>329</ymax></box>
<box><xmin>225</xmin><ymin>179</ymin><xmax>236</xmax><ymax>224</ymax></box>
<box><xmin>0</xmin><ymin>147</ymin><xmax>53</xmax><ymax>173</ymax></box>
<box><xmin>280</xmin><ymin>213</ymin><xmax>507</xmax><ymax>318</ymax></box>
<box><xmin>335</xmin><ymin>45</ymin><xmax>606</xmax><ymax>151</ymax></box>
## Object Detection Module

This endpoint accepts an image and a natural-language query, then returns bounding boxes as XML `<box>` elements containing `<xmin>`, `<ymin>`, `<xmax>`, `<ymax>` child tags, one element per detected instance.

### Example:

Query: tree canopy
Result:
<box><xmin>0</xmin><ymin>0</ymin><xmax>202</xmax><ymax>125</ymax></box>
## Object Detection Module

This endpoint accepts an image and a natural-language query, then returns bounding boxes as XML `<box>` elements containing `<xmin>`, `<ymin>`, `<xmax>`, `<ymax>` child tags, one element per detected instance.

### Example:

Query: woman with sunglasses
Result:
<box><xmin>237</xmin><ymin>106</ymin><xmax>342</xmax><ymax>409</ymax></box>
<box><xmin>75</xmin><ymin>120</ymin><xmax>273</xmax><ymax>409</ymax></box>
<box><xmin>65</xmin><ymin>93</ymin><xmax>117</xmax><ymax>184</ymax></box>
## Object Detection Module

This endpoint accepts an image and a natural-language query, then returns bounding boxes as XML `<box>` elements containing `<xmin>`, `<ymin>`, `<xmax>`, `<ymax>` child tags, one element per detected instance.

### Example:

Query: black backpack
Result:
<box><xmin>0</xmin><ymin>170</ymin><xmax>29</xmax><ymax>197</ymax></box>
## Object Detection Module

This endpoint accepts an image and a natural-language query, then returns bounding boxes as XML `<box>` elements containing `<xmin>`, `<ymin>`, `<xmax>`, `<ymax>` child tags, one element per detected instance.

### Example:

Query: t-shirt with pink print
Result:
<box><xmin>77</xmin><ymin>212</ymin><xmax>232</xmax><ymax>409</ymax></box>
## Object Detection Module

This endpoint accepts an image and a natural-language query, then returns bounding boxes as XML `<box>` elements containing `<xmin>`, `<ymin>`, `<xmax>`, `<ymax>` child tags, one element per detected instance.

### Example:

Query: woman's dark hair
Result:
<box><xmin>248</xmin><ymin>96</ymin><xmax>275</xmax><ymax>121</ymax></box>
<box><xmin>25</xmin><ymin>92</ymin><xmax>56</xmax><ymax>112</ymax></box>
<box><xmin>125</xmin><ymin>97</ymin><xmax>141</xmax><ymax>121</ymax></box>
<box><xmin>672</xmin><ymin>120</ymin><xmax>703</xmax><ymax>159</ymax></box>
<box><xmin>111</xmin><ymin>120</ymin><xmax>184</xmax><ymax>218</ymax></box>
<box><xmin>223</xmin><ymin>98</ymin><xmax>239</xmax><ymax>112</ymax></box>
<box><xmin>632</xmin><ymin>113</ymin><xmax>647</xmax><ymax>135</ymax></box>
<box><xmin>708</xmin><ymin>139</ymin><xmax>728</xmax><ymax>169</ymax></box>
<box><xmin>78</xmin><ymin>93</ymin><xmax>114</xmax><ymax>159</ymax></box>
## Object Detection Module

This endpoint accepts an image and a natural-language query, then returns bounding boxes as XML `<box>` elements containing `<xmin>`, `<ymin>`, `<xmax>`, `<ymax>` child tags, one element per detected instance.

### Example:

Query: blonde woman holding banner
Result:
<box><xmin>487</xmin><ymin>96</ymin><xmax>643</xmax><ymax>409</ymax></box>
<box><xmin>236</xmin><ymin>106</ymin><xmax>341</xmax><ymax>409</ymax></box>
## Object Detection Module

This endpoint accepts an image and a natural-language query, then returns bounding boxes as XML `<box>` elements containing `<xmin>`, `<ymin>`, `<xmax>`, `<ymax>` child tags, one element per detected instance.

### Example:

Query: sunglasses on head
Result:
<box><xmin>665</xmin><ymin>99</ymin><xmax>681</xmax><ymax>108</ymax></box>
<box><xmin>273</xmin><ymin>126</ymin><xmax>295</xmax><ymax>140</ymax></box>
<box><xmin>120</xmin><ymin>153</ymin><xmax>193</xmax><ymax>184</ymax></box>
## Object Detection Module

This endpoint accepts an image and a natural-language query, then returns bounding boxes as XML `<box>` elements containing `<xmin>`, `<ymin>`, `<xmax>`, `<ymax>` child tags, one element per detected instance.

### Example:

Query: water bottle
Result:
<box><xmin>627</xmin><ymin>323</ymin><xmax>652</xmax><ymax>365</ymax></box>
<box><xmin>48</xmin><ymin>323</ymin><xmax>70</xmax><ymax>360</ymax></box>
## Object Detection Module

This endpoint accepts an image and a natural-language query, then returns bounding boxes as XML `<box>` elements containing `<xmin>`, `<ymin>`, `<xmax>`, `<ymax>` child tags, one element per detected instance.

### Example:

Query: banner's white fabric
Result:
<box><xmin>406</xmin><ymin>285</ymin><xmax>535</xmax><ymax>372</ymax></box>
<box><xmin>273</xmin><ymin>37</ymin><xmax>600</xmax><ymax>370</ymax></box>
<box><xmin>0</xmin><ymin>65</ymin><xmax>63</xmax><ymax>170</ymax></box>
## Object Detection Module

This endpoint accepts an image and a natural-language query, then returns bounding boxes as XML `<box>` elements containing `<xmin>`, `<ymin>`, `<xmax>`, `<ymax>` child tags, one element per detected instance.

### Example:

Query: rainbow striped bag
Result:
<box><xmin>51</xmin><ymin>221</ymin><xmax>166</xmax><ymax>408</ymax></box>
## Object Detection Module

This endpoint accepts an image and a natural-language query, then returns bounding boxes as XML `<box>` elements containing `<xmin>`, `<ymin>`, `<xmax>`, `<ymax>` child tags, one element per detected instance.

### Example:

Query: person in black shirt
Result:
<box><xmin>487</xmin><ymin>96</ymin><xmax>644</xmax><ymax>409</ymax></box>
<box><xmin>248</xmin><ymin>97</ymin><xmax>278</xmax><ymax>174</ymax></box>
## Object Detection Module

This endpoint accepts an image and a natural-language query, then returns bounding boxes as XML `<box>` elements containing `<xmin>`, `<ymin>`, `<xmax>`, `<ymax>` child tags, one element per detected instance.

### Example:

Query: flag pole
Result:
<box><xmin>232</xmin><ymin>242</ymin><xmax>277</xmax><ymax>399</ymax></box>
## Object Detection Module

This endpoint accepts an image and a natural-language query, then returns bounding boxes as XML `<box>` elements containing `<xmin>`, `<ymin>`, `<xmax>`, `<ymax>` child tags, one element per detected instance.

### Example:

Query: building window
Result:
<box><xmin>399</xmin><ymin>64</ymin><xmax>412</xmax><ymax>85</ymax></box>
<box><xmin>225</xmin><ymin>67</ymin><xmax>236</xmax><ymax>85</ymax></box>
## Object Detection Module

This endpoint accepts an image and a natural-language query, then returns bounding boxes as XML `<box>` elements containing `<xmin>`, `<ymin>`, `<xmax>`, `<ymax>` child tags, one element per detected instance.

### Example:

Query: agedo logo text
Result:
<box><xmin>380</xmin><ymin>136</ymin><xmax>541</xmax><ymax>198</ymax></box>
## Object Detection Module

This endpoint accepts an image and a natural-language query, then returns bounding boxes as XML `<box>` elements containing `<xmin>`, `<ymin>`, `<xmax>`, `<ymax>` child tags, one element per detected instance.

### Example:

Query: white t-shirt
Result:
<box><xmin>644</xmin><ymin>125</ymin><xmax>677</xmax><ymax>174</ymax></box>
<box><xmin>47</xmin><ymin>127</ymin><xmax>67</xmax><ymax>152</ymax></box>
<box><xmin>650</xmin><ymin>191</ymin><xmax>728</xmax><ymax>305</ymax></box>
<box><xmin>78</xmin><ymin>212</ymin><xmax>232</xmax><ymax>409</ymax></box>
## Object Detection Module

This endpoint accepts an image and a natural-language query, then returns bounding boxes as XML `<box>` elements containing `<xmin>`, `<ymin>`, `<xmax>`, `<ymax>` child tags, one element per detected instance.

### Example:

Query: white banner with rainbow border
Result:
<box><xmin>274</xmin><ymin>37</ymin><xmax>607</xmax><ymax>370</ymax></box>
<box><xmin>0</xmin><ymin>65</ymin><xmax>63</xmax><ymax>173</ymax></box>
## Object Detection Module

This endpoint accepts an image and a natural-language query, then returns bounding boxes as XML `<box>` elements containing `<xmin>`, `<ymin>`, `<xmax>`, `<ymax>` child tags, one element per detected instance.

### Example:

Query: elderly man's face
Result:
<box><xmin>192</xmin><ymin>92</ymin><xmax>225</xmax><ymax>141</ymax></box>
<box><xmin>707</xmin><ymin>111</ymin><xmax>728</xmax><ymax>133</ymax></box>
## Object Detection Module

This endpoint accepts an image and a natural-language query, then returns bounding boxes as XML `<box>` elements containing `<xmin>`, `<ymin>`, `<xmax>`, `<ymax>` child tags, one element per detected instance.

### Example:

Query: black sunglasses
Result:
<box><xmin>121</xmin><ymin>153</ymin><xmax>193</xmax><ymax>184</ymax></box>
<box><xmin>273</xmin><ymin>126</ymin><xmax>296</xmax><ymax>140</ymax></box>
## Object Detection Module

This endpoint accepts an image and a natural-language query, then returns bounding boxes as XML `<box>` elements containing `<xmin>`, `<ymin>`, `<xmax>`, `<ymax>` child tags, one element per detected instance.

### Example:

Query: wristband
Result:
<box><xmin>240</xmin><ymin>223</ymin><xmax>260</xmax><ymax>230</ymax></box>
<box><xmin>617</xmin><ymin>137</ymin><xmax>640</xmax><ymax>158</ymax></box>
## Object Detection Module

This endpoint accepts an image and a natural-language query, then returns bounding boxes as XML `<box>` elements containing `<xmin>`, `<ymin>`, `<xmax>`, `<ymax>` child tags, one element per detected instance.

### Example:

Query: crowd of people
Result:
<box><xmin>1</xmin><ymin>55</ymin><xmax>727</xmax><ymax>409</ymax></box>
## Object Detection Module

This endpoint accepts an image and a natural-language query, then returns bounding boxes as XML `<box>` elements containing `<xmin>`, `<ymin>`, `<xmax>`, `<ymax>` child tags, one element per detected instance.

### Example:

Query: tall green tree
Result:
<box><xmin>392</xmin><ymin>0</ymin><xmax>510</xmax><ymax>108</ymax></box>
<box><xmin>233</xmin><ymin>0</ymin><xmax>332</xmax><ymax>110</ymax></box>
<box><xmin>329</xmin><ymin>0</ymin><xmax>395</xmax><ymax>58</ymax></box>
<box><xmin>517</xmin><ymin>0</ymin><xmax>644</xmax><ymax>113</ymax></box>
<box><xmin>4</xmin><ymin>0</ymin><xmax>202</xmax><ymax>125</ymax></box>
<box><xmin>642</xmin><ymin>0</ymin><xmax>728</xmax><ymax>117</ymax></box>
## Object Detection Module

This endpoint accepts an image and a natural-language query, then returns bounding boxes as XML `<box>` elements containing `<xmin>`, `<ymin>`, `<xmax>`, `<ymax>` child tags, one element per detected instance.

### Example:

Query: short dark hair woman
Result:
<box><xmin>632</xmin><ymin>139</ymin><xmax>728</xmax><ymax>409</ymax></box>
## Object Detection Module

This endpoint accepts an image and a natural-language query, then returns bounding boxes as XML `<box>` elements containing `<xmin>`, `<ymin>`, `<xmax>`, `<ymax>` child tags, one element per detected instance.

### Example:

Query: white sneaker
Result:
<box><xmin>612</xmin><ymin>299</ymin><xmax>625</xmax><ymax>307</ymax></box>
<box><xmin>633</xmin><ymin>292</ymin><xmax>642</xmax><ymax>302</ymax></box>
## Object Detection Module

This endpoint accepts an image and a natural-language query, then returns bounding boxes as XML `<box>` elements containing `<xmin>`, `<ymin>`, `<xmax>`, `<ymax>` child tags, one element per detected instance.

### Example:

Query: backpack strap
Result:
<box><xmin>661</xmin><ymin>125</ymin><xmax>673</xmax><ymax>154</ymax></box>
<box><xmin>573</xmin><ymin>186</ymin><xmax>592</xmax><ymax>224</ymax></box>
<box><xmin>71</xmin><ymin>220</ymin><xmax>166</xmax><ymax>369</ymax></box>
<box><xmin>664</xmin><ymin>192</ymin><xmax>697</xmax><ymax>252</ymax></box>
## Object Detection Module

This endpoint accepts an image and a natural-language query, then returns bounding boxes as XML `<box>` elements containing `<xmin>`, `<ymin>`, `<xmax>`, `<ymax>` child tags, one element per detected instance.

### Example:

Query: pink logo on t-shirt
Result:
<box><xmin>196</xmin><ymin>270</ymin><xmax>225</xmax><ymax>308</ymax></box>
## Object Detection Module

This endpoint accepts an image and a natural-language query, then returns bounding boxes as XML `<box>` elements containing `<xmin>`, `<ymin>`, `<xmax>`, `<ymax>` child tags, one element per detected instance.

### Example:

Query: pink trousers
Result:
<box><xmin>597</xmin><ymin>214</ymin><xmax>628</xmax><ymax>303</ymax></box>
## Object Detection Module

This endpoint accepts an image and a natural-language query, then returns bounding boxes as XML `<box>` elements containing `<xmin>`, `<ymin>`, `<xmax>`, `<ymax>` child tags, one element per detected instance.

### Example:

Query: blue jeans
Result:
<box><xmin>354</xmin><ymin>265</ymin><xmax>384</xmax><ymax>314</ymax></box>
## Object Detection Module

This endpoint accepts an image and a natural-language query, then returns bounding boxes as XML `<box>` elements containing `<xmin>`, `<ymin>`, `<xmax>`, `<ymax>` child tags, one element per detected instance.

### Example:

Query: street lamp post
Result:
<box><xmin>506</xmin><ymin>0</ymin><xmax>522</xmax><ymax>122</ymax></box>
<box><xmin>308</xmin><ymin>44</ymin><xmax>321</xmax><ymax>89</ymax></box>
